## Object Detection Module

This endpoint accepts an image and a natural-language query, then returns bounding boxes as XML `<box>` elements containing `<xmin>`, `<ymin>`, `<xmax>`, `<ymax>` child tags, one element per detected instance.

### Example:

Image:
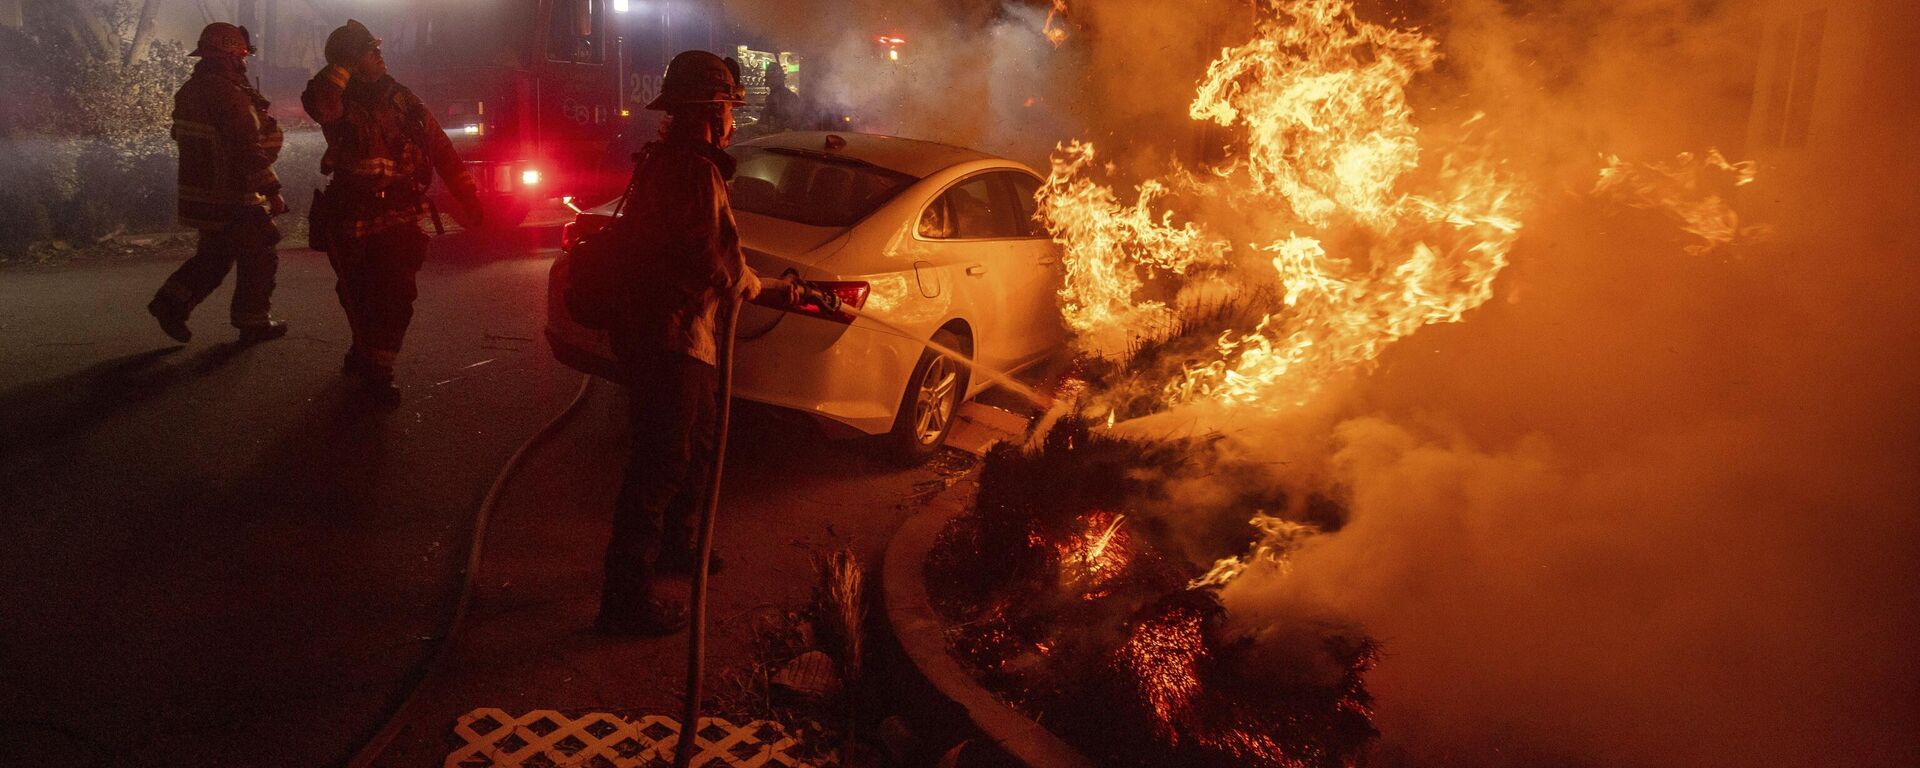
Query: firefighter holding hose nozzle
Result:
<box><xmin>594</xmin><ymin>51</ymin><xmax>800</xmax><ymax>636</ymax></box>
<box><xmin>302</xmin><ymin>19</ymin><xmax>483</xmax><ymax>407</ymax></box>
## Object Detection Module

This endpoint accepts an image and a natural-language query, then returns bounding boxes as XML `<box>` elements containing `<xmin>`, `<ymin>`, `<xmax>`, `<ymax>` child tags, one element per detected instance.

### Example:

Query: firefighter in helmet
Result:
<box><xmin>762</xmin><ymin>61</ymin><xmax>801</xmax><ymax>133</ymax></box>
<box><xmin>147</xmin><ymin>22</ymin><xmax>289</xmax><ymax>345</ymax></box>
<box><xmin>594</xmin><ymin>51</ymin><xmax>797</xmax><ymax>636</ymax></box>
<box><xmin>302</xmin><ymin>19</ymin><xmax>483</xmax><ymax>406</ymax></box>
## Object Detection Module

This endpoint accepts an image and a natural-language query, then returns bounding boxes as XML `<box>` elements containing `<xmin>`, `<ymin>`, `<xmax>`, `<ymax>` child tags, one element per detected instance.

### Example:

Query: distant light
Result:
<box><xmin>888</xmin><ymin>49</ymin><xmax>899</xmax><ymax>61</ymax></box>
<box><xmin>613</xmin><ymin>0</ymin><xmax>629</xmax><ymax>12</ymax></box>
<box><xmin>462</xmin><ymin>123</ymin><xmax>481</xmax><ymax>135</ymax></box>
<box><xmin>521</xmin><ymin>168</ymin><xmax>541</xmax><ymax>186</ymax></box>
<box><xmin>620</xmin><ymin>108</ymin><xmax>631</xmax><ymax>118</ymax></box>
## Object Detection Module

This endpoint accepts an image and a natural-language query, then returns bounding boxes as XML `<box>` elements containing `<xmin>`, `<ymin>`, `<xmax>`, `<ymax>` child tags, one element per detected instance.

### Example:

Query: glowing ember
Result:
<box><xmin>1038</xmin><ymin>0</ymin><xmax>1525</xmax><ymax>410</ymax></box>
<box><xmin>1058</xmin><ymin>511</ymin><xmax>1133</xmax><ymax>597</ymax></box>
<box><xmin>1115</xmin><ymin>603</ymin><xmax>1207</xmax><ymax>740</ymax></box>
<box><xmin>1593</xmin><ymin>148</ymin><xmax>1767</xmax><ymax>254</ymax></box>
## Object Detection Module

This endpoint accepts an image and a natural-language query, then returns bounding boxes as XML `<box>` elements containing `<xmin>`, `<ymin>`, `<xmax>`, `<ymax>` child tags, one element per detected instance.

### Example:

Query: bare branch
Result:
<box><xmin>49</xmin><ymin>0</ymin><xmax>120</xmax><ymax>60</ymax></box>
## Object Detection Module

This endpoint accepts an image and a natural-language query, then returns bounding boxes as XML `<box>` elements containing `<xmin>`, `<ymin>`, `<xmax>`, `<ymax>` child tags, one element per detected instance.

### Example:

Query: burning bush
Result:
<box><xmin>926</xmin><ymin>417</ymin><xmax>1378</xmax><ymax>768</ymax></box>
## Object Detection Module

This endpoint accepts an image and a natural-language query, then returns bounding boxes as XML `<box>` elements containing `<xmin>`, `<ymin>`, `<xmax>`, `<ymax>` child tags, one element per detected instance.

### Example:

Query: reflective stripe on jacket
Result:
<box><xmin>301</xmin><ymin>66</ymin><xmax>478</xmax><ymax>239</ymax></box>
<box><xmin>172</xmin><ymin>58</ymin><xmax>283</xmax><ymax>230</ymax></box>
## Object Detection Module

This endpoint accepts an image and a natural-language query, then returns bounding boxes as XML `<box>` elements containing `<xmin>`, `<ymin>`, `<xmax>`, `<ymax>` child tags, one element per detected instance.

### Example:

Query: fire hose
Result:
<box><xmin>674</xmin><ymin>279</ymin><xmax>841</xmax><ymax>768</ymax></box>
<box><xmin>345</xmin><ymin>280</ymin><xmax>839</xmax><ymax>768</ymax></box>
<box><xmin>345</xmin><ymin>372</ymin><xmax>597</xmax><ymax>768</ymax></box>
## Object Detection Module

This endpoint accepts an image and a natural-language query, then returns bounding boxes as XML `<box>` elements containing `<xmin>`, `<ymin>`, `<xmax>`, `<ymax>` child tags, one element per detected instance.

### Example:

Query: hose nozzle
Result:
<box><xmin>772</xmin><ymin>268</ymin><xmax>846</xmax><ymax>316</ymax></box>
<box><xmin>795</xmin><ymin>281</ymin><xmax>843</xmax><ymax>315</ymax></box>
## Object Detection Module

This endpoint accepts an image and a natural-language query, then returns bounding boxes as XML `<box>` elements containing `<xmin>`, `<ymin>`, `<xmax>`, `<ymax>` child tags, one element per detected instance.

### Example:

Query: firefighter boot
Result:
<box><xmin>655</xmin><ymin>546</ymin><xmax>725</xmax><ymax>577</ymax></box>
<box><xmin>237</xmin><ymin>319</ymin><xmax>290</xmax><ymax>344</ymax></box>
<box><xmin>147</xmin><ymin>297</ymin><xmax>193</xmax><ymax>343</ymax></box>
<box><xmin>343</xmin><ymin>351</ymin><xmax>402</xmax><ymax>407</ymax></box>
<box><xmin>358</xmin><ymin>375</ymin><xmax>402</xmax><ymax>408</ymax></box>
<box><xmin>593</xmin><ymin>589</ymin><xmax>689</xmax><ymax>637</ymax></box>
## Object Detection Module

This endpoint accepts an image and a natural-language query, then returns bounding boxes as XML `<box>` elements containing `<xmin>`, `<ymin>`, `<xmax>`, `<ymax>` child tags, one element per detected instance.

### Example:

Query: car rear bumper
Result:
<box><xmin>732</xmin><ymin>314</ymin><xmax>920</xmax><ymax>435</ymax></box>
<box><xmin>544</xmin><ymin>313</ymin><xmax>919</xmax><ymax>437</ymax></box>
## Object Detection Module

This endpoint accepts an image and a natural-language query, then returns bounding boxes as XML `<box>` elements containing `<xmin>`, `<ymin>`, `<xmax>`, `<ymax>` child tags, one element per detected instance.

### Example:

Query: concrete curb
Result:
<box><xmin>881</xmin><ymin>501</ymin><xmax>1093</xmax><ymax>768</ymax></box>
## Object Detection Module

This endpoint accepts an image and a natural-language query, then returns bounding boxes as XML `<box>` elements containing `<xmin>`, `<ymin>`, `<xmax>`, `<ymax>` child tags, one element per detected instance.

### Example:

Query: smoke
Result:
<box><xmin>1199</xmin><ymin>2</ymin><xmax>1920</xmax><ymax>766</ymax></box>
<box><xmin>732</xmin><ymin>0</ymin><xmax>1917</xmax><ymax>764</ymax></box>
<box><xmin>721</xmin><ymin>0</ymin><xmax>1240</xmax><ymax>168</ymax></box>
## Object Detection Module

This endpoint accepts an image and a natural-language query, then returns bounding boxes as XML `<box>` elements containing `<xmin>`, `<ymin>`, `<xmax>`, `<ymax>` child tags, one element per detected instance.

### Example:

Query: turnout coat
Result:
<box><xmin>172</xmin><ymin>58</ymin><xmax>282</xmax><ymax>230</ymax></box>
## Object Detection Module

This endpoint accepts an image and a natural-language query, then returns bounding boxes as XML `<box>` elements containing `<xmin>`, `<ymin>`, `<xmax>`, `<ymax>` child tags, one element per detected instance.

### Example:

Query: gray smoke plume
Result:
<box><xmin>722</xmin><ymin>0</ymin><xmax>1241</xmax><ymax>168</ymax></box>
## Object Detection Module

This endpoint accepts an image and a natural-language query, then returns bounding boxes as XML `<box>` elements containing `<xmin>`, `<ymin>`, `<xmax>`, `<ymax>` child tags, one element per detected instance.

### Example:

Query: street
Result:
<box><xmin>0</xmin><ymin>230</ymin><xmax>950</xmax><ymax>767</ymax></box>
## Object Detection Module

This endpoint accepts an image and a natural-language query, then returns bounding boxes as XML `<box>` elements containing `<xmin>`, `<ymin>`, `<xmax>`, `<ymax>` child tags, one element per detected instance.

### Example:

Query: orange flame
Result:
<box><xmin>1191</xmin><ymin>513</ymin><xmax>1320</xmax><ymax>589</ymax></box>
<box><xmin>1038</xmin><ymin>0</ymin><xmax>1524</xmax><ymax>411</ymax></box>
<box><xmin>1593</xmin><ymin>148</ymin><xmax>1767</xmax><ymax>254</ymax></box>
<box><xmin>1042</xmin><ymin>0</ymin><xmax>1070</xmax><ymax>47</ymax></box>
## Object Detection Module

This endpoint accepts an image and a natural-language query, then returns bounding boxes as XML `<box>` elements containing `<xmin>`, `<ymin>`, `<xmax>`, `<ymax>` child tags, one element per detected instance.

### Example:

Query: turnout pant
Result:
<box><xmin>326</xmin><ymin>225</ymin><xmax>429</xmax><ymax>370</ymax></box>
<box><xmin>604</xmin><ymin>347</ymin><xmax>718</xmax><ymax>603</ymax></box>
<box><xmin>152</xmin><ymin>208</ymin><xmax>281</xmax><ymax>327</ymax></box>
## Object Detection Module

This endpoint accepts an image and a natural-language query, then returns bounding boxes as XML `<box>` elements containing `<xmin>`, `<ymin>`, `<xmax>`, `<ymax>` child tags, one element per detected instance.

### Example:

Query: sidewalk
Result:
<box><xmin>366</xmin><ymin>383</ymin><xmax>982</xmax><ymax>768</ymax></box>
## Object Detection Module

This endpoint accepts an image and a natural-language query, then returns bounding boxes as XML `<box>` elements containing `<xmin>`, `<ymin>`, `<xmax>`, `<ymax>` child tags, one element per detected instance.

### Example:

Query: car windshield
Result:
<box><xmin>727</xmin><ymin>147</ymin><xmax>917</xmax><ymax>228</ymax></box>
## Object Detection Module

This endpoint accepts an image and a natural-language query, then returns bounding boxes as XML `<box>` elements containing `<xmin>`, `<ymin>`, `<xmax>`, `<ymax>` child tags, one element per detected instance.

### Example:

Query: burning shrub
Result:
<box><xmin>926</xmin><ymin>417</ymin><xmax>1378</xmax><ymax>767</ymax></box>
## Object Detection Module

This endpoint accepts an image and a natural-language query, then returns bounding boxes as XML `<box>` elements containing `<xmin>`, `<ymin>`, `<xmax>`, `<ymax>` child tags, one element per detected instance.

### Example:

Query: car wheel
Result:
<box><xmin>888</xmin><ymin>328</ymin><xmax>969</xmax><ymax>464</ymax></box>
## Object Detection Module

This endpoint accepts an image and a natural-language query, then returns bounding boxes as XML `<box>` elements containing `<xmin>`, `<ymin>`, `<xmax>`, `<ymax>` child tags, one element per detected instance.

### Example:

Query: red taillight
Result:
<box><xmin>789</xmin><ymin>280</ymin><xmax>869</xmax><ymax>325</ymax></box>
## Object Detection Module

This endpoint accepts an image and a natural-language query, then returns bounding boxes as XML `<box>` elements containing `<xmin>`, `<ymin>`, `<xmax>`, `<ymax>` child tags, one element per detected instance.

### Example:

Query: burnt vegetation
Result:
<box><xmin>926</xmin><ymin>416</ymin><xmax>1378</xmax><ymax>768</ymax></box>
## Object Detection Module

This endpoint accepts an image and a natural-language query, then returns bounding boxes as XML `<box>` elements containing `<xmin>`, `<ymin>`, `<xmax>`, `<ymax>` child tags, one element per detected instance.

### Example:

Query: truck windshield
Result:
<box><xmin>727</xmin><ymin>147</ymin><xmax>917</xmax><ymax>228</ymax></box>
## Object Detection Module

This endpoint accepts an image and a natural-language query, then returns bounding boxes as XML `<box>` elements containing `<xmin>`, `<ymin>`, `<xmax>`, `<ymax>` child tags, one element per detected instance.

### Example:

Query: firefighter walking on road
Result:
<box><xmin>147</xmin><ymin>22</ymin><xmax>289</xmax><ymax>345</ymax></box>
<box><xmin>595</xmin><ymin>51</ymin><xmax>797</xmax><ymax>636</ymax></box>
<box><xmin>303</xmin><ymin>19</ymin><xmax>482</xmax><ymax>406</ymax></box>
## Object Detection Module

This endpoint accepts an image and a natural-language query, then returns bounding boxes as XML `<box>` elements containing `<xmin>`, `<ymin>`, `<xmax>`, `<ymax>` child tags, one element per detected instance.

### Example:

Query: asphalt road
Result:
<box><xmin>0</xmin><ymin>228</ymin><xmax>596</xmax><ymax>767</ymax></box>
<box><xmin>0</xmin><ymin>222</ymin><xmax>978</xmax><ymax>766</ymax></box>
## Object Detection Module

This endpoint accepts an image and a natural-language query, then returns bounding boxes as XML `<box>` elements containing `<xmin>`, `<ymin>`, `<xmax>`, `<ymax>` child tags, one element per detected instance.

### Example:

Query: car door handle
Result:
<box><xmin>1037</xmin><ymin>255</ymin><xmax>1058</xmax><ymax>265</ymax></box>
<box><xmin>965</xmin><ymin>264</ymin><xmax>988</xmax><ymax>276</ymax></box>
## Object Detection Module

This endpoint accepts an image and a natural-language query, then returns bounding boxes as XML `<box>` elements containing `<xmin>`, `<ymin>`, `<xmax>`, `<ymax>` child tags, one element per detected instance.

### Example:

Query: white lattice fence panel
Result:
<box><xmin>445</xmin><ymin>708</ymin><xmax>825</xmax><ymax>768</ymax></box>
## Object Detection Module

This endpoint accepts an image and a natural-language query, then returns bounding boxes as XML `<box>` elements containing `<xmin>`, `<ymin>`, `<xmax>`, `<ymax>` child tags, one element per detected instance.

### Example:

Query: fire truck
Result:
<box><xmin>382</xmin><ymin>0</ymin><xmax>806</xmax><ymax>229</ymax></box>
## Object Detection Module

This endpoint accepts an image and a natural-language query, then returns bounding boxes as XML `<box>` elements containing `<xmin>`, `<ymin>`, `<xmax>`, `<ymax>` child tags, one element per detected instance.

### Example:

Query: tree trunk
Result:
<box><xmin>51</xmin><ymin>0</ymin><xmax>119</xmax><ymax>61</ymax></box>
<box><xmin>125</xmin><ymin>0</ymin><xmax>164</xmax><ymax>65</ymax></box>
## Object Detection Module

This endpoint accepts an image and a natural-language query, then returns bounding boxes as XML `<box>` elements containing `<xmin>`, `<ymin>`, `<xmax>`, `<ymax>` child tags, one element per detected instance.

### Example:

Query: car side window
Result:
<box><xmin>918</xmin><ymin>175</ymin><xmax>1020</xmax><ymax>239</ymax></box>
<box><xmin>1004</xmin><ymin>172</ymin><xmax>1047</xmax><ymax>238</ymax></box>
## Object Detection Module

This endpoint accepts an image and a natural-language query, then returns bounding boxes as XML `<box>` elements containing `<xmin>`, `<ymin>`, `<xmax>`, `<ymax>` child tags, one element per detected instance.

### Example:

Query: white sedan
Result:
<box><xmin>546</xmin><ymin>131</ymin><xmax>1066</xmax><ymax>459</ymax></box>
